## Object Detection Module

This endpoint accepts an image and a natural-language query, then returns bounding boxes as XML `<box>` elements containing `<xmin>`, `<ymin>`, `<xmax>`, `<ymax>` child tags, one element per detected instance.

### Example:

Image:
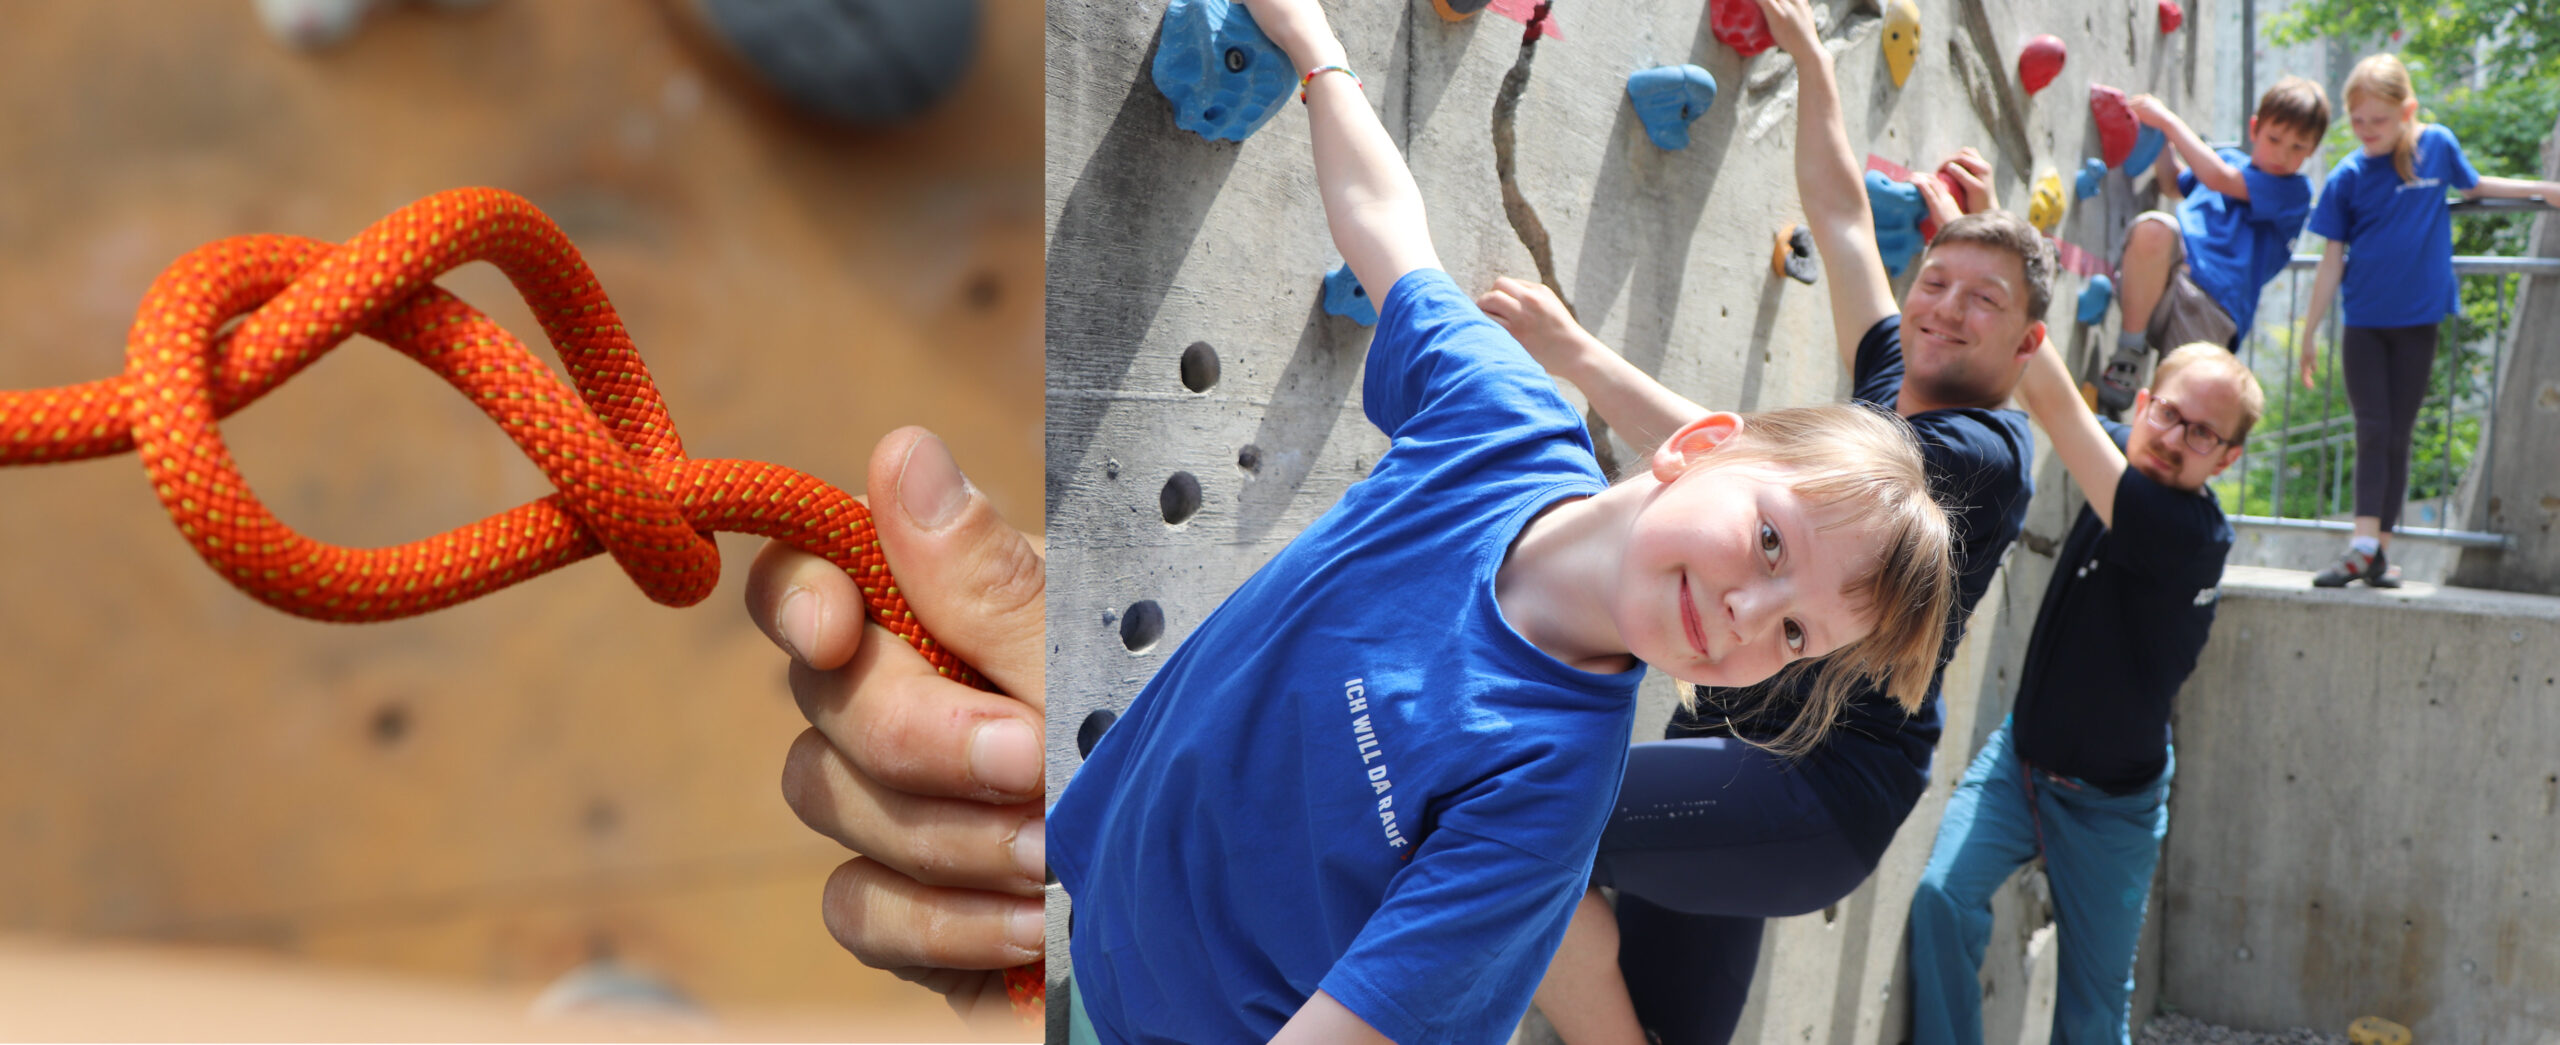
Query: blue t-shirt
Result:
<box><xmin>1680</xmin><ymin>316</ymin><xmax>2033</xmax><ymax>863</ymax></box>
<box><xmin>2177</xmin><ymin>147</ymin><xmax>2314</xmax><ymax>338</ymax></box>
<box><xmin>2306</xmin><ymin>124</ymin><xmax>2482</xmax><ymax>329</ymax></box>
<box><xmin>2011</xmin><ymin>422</ymin><xmax>2232</xmax><ymax>793</ymax></box>
<box><xmin>1049</xmin><ymin>270</ymin><xmax>1645</xmax><ymax>1045</ymax></box>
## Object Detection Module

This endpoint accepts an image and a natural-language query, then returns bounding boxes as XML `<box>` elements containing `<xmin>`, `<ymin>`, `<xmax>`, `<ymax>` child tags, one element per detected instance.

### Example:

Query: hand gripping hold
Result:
<box><xmin>0</xmin><ymin>186</ymin><xmax>1045</xmax><ymax>1023</ymax></box>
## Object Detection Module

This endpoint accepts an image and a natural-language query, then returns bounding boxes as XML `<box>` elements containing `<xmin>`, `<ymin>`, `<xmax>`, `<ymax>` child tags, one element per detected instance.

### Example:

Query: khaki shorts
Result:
<box><xmin>2131</xmin><ymin>211</ymin><xmax>2239</xmax><ymax>352</ymax></box>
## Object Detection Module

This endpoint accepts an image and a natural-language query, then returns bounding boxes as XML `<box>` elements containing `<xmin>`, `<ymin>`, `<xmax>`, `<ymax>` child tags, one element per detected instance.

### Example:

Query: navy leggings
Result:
<box><xmin>2340</xmin><ymin>323</ymin><xmax>2440</xmax><ymax>531</ymax></box>
<box><xmin>1589</xmin><ymin>733</ymin><xmax>1908</xmax><ymax>1045</ymax></box>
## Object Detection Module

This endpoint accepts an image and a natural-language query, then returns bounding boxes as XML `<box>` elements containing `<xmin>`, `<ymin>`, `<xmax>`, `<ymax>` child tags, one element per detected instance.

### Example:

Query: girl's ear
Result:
<box><xmin>1651</xmin><ymin>412</ymin><xmax>1746</xmax><ymax>482</ymax></box>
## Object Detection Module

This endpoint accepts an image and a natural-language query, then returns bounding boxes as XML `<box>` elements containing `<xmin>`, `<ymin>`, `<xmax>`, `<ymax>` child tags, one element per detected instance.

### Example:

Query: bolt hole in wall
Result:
<box><xmin>1162</xmin><ymin>471</ymin><xmax>1203</xmax><ymax>525</ymax></box>
<box><xmin>1182</xmin><ymin>340</ymin><xmax>1221</xmax><ymax>392</ymax></box>
<box><xmin>1121</xmin><ymin>599</ymin><xmax>1166</xmax><ymax>652</ymax></box>
<box><xmin>1238</xmin><ymin>444</ymin><xmax>1263</xmax><ymax>475</ymax></box>
<box><xmin>1079</xmin><ymin>709</ymin><xmax>1120</xmax><ymax>758</ymax></box>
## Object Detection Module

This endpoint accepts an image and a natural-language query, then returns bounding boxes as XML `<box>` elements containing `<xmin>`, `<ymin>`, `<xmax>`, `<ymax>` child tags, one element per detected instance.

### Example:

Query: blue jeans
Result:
<box><xmin>1907</xmin><ymin>719</ymin><xmax>2172</xmax><ymax>1045</ymax></box>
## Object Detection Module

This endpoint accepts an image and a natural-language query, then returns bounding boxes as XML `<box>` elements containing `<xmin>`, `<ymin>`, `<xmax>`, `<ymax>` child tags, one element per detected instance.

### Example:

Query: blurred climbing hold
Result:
<box><xmin>2347</xmin><ymin>1017</ymin><xmax>2411</xmax><ymax>1045</ymax></box>
<box><xmin>255</xmin><ymin>0</ymin><xmax>496</xmax><ymax>52</ymax></box>
<box><xmin>2077</xmin><ymin>274</ymin><xmax>2115</xmax><ymax>325</ymax></box>
<box><xmin>2157</xmin><ymin>0</ymin><xmax>2184</xmax><ymax>33</ymax></box>
<box><xmin>2075</xmin><ymin>157</ymin><xmax>2106</xmax><ymax>199</ymax></box>
<box><xmin>2028</xmin><ymin>169</ymin><xmax>2065</xmax><ymax>234</ymax></box>
<box><xmin>1881</xmin><ymin>0</ymin><xmax>1920</xmax><ymax>87</ymax></box>
<box><xmin>2090</xmin><ymin>84</ymin><xmax>2138</xmax><ymax>168</ymax></box>
<box><xmin>1709</xmin><ymin>0</ymin><xmax>1775</xmax><ymax>58</ymax></box>
<box><xmin>2123</xmin><ymin>124</ymin><xmax>2166</xmax><ymax>173</ymax></box>
<box><xmin>1865</xmin><ymin>170</ymin><xmax>1926</xmax><ymax>277</ymax></box>
<box><xmin>1323</xmin><ymin>262</ymin><xmax>1378</xmax><ymax>325</ymax></box>
<box><xmin>1431</xmin><ymin>0</ymin><xmax>1491</xmax><ymax>20</ymax></box>
<box><xmin>1626</xmin><ymin>65</ymin><xmax>1718</xmax><ymax>151</ymax></box>
<box><xmin>695</xmin><ymin>0</ymin><xmax>981</xmax><ymax>125</ymax></box>
<box><xmin>2018</xmin><ymin>34</ymin><xmax>2065</xmax><ymax>95</ymax></box>
<box><xmin>1154</xmin><ymin>0</ymin><xmax>1294</xmax><ymax>142</ymax></box>
<box><xmin>1772</xmin><ymin>226</ymin><xmax>1818</xmax><ymax>285</ymax></box>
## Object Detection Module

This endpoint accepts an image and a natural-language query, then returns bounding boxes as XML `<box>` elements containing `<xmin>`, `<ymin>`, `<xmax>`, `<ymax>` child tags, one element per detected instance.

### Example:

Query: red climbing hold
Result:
<box><xmin>2018</xmin><ymin>35</ymin><xmax>2066</xmax><ymax>95</ymax></box>
<box><xmin>2090</xmin><ymin>84</ymin><xmax>2137</xmax><ymax>168</ymax></box>
<box><xmin>1709</xmin><ymin>0</ymin><xmax>1775</xmax><ymax>57</ymax></box>
<box><xmin>2157</xmin><ymin>0</ymin><xmax>2184</xmax><ymax>33</ymax></box>
<box><xmin>1915</xmin><ymin>167</ymin><xmax>1965</xmax><ymax>241</ymax></box>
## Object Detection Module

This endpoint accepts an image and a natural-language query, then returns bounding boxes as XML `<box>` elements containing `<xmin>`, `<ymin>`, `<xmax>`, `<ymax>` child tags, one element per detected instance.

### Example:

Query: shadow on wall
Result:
<box><xmin>1045</xmin><ymin>20</ymin><xmax>1242</xmax><ymax>503</ymax></box>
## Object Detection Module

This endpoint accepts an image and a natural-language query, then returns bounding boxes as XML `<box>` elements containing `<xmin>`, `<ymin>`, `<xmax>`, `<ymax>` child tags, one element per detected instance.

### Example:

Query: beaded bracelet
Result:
<box><xmin>1299</xmin><ymin>64</ymin><xmax>1362</xmax><ymax>104</ymax></box>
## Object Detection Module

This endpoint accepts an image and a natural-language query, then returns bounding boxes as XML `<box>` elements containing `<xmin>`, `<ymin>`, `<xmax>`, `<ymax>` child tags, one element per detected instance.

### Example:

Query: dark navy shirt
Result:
<box><xmin>2011</xmin><ymin>421</ymin><xmax>2233</xmax><ymax>794</ymax></box>
<box><xmin>1680</xmin><ymin>315</ymin><xmax>2034</xmax><ymax>863</ymax></box>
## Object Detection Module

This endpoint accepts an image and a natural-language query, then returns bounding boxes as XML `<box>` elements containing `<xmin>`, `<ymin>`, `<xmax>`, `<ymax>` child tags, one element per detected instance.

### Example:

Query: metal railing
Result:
<box><xmin>2214</xmin><ymin>203</ymin><xmax>2554</xmax><ymax>549</ymax></box>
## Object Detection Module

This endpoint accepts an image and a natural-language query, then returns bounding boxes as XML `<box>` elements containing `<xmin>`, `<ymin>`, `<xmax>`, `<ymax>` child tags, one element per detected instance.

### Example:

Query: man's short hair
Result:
<box><xmin>2256</xmin><ymin>76</ymin><xmax>2332</xmax><ymax>141</ymax></box>
<box><xmin>1927</xmin><ymin>210</ymin><xmax>2055</xmax><ymax>319</ymax></box>
<box><xmin>2153</xmin><ymin>342</ymin><xmax>2266</xmax><ymax>442</ymax></box>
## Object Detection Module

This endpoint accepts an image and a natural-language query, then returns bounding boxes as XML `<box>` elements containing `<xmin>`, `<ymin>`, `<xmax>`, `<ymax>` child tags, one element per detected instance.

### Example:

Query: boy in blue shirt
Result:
<box><xmin>2093</xmin><ymin>79</ymin><xmax>2329</xmax><ymax>411</ymax></box>
<box><xmin>1908</xmin><ymin>341</ymin><xmax>2264</xmax><ymax>1045</ymax></box>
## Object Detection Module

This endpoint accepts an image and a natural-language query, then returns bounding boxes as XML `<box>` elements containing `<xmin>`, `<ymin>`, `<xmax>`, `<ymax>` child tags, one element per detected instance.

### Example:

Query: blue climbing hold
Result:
<box><xmin>1153</xmin><ymin>0</ymin><xmax>1295</xmax><ymax>142</ymax></box>
<box><xmin>1866</xmin><ymin>170</ymin><xmax>1926</xmax><ymax>277</ymax></box>
<box><xmin>1323</xmin><ymin>262</ymin><xmax>1377</xmax><ymax>325</ymax></box>
<box><xmin>1626</xmin><ymin>65</ymin><xmax>1718</xmax><ymax>151</ymax></box>
<box><xmin>2075</xmin><ymin>157</ymin><xmax>2106</xmax><ymax>200</ymax></box>
<box><xmin>2078</xmin><ymin>274</ymin><xmax>2116</xmax><ymax>325</ymax></box>
<box><xmin>2121</xmin><ymin>124</ymin><xmax>2165</xmax><ymax>173</ymax></box>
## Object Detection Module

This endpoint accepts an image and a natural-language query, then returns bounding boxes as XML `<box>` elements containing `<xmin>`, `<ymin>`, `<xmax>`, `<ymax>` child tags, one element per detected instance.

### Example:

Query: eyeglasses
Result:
<box><xmin>2143</xmin><ymin>398</ymin><xmax>2237</xmax><ymax>454</ymax></box>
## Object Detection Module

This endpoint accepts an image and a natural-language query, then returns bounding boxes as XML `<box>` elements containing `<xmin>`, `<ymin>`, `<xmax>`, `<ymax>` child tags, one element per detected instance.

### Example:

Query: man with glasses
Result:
<box><xmin>1906</xmin><ymin>340</ymin><xmax>2262</xmax><ymax>1045</ymax></box>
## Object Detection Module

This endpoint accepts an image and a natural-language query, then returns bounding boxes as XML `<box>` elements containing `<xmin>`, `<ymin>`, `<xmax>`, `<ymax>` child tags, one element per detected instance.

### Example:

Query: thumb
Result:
<box><xmin>865</xmin><ymin>427</ymin><xmax>1046</xmax><ymax>713</ymax></box>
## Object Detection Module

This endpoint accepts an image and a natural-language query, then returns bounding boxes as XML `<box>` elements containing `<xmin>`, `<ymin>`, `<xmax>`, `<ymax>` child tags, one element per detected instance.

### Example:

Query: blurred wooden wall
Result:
<box><xmin>0</xmin><ymin>0</ymin><xmax>1038</xmax><ymax>1036</ymax></box>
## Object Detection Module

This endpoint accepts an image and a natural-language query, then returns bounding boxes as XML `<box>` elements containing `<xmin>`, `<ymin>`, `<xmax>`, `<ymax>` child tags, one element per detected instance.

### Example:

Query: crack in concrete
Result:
<box><xmin>1489</xmin><ymin>1</ymin><xmax>1619</xmax><ymax>475</ymax></box>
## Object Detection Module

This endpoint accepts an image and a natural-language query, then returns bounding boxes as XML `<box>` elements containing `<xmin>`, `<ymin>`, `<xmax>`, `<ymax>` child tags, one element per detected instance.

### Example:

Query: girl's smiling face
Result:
<box><xmin>1613</xmin><ymin>415</ymin><xmax>1886</xmax><ymax>690</ymax></box>
<box><xmin>2347</xmin><ymin>94</ymin><xmax>2416</xmax><ymax>156</ymax></box>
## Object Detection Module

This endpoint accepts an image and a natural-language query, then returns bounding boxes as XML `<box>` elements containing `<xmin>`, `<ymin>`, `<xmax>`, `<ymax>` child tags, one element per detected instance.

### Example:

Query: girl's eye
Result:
<box><xmin>1760</xmin><ymin>521</ymin><xmax>1782</xmax><ymax>567</ymax></box>
<box><xmin>1784</xmin><ymin>619</ymin><xmax>1806</xmax><ymax>655</ymax></box>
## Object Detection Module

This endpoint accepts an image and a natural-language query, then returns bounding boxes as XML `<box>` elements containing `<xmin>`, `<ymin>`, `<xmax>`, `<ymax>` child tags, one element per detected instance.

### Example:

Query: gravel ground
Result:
<box><xmin>2138</xmin><ymin>1013</ymin><xmax>2352</xmax><ymax>1045</ymax></box>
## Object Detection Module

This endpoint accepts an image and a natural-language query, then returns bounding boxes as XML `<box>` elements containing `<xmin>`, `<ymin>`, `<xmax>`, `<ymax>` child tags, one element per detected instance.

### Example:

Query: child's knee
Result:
<box><xmin>2125</xmin><ymin>214</ymin><xmax>2178</xmax><ymax>255</ymax></box>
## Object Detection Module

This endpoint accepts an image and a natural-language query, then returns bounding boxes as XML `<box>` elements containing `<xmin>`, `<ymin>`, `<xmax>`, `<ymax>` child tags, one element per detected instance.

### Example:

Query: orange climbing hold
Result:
<box><xmin>0</xmin><ymin>186</ymin><xmax>1045</xmax><ymax>1022</ymax></box>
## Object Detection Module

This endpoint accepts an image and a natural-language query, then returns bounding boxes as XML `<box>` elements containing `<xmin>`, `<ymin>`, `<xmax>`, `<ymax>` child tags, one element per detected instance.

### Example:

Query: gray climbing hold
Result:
<box><xmin>1323</xmin><ymin>262</ymin><xmax>1378</xmax><ymax>325</ymax></box>
<box><xmin>1626</xmin><ymin>65</ymin><xmax>1718</xmax><ymax>151</ymax></box>
<box><xmin>697</xmin><ymin>0</ymin><xmax>980</xmax><ymax>125</ymax></box>
<box><xmin>1153</xmin><ymin>0</ymin><xmax>1294</xmax><ymax>142</ymax></box>
<box><xmin>1773</xmin><ymin>225</ymin><xmax>1818</xmax><ymax>285</ymax></box>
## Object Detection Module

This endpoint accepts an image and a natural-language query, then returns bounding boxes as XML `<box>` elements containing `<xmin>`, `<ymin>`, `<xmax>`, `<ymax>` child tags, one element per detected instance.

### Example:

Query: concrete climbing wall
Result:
<box><xmin>1044</xmin><ymin>0</ymin><xmax>2211</xmax><ymax>1039</ymax></box>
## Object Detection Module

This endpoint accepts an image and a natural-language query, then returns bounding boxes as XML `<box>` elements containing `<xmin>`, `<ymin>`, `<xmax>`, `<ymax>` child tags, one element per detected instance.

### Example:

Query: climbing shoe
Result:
<box><xmin>2094</xmin><ymin>342</ymin><xmax>2146</xmax><ymax>413</ymax></box>
<box><xmin>2312</xmin><ymin>546</ymin><xmax>2401</xmax><ymax>588</ymax></box>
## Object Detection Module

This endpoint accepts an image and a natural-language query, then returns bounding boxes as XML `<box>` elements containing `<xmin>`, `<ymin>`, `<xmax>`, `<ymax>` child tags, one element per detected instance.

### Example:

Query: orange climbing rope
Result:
<box><xmin>0</xmin><ymin>186</ymin><xmax>1043</xmax><ymax>1022</ymax></box>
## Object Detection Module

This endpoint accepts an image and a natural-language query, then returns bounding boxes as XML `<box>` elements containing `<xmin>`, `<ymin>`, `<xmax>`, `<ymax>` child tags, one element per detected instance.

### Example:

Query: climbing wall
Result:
<box><xmin>1045</xmin><ymin>0</ymin><xmax>2211</xmax><ymax>1038</ymax></box>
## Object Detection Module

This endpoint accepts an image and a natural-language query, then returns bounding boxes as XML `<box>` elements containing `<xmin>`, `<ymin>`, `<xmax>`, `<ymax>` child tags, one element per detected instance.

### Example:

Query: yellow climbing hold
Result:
<box><xmin>1882</xmin><ymin>0</ymin><xmax>1920</xmax><ymax>87</ymax></box>
<box><xmin>2347</xmin><ymin>1017</ymin><xmax>2411</xmax><ymax>1045</ymax></box>
<box><xmin>2028</xmin><ymin>168</ymin><xmax>2066</xmax><ymax>234</ymax></box>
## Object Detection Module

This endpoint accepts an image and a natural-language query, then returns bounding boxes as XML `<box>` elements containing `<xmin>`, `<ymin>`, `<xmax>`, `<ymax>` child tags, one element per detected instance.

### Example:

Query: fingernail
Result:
<box><xmin>1009</xmin><ymin>899</ymin><xmax>1046</xmax><ymax>954</ymax></box>
<box><xmin>968</xmin><ymin>718</ymin><xmax>1040</xmax><ymax>798</ymax></box>
<box><xmin>1012</xmin><ymin>818</ymin><xmax>1046</xmax><ymax>883</ymax></box>
<box><xmin>899</xmin><ymin>431</ymin><xmax>972</xmax><ymax>531</ymax></box>
<box><xmin>775</xmin><ymin>586</ymin><xmax>816</xmax><ymax>664</ymax></box>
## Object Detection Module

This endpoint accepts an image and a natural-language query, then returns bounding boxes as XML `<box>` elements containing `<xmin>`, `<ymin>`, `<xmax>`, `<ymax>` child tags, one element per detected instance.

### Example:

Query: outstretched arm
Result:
<box><xmin>2130</xmin><ymin>95</ymin><xmax>2242</xmax><ymax>199</ymax></box>
<box><xmin>2018</xmin><ymin>338</ymin><xmax>2129</xmax><ymax>525</ymax></box>
<box><xmin>1244</xmin><ymin>0</ymin><xmax>1440</xmax><ymax>302</ymax></box>
<box><xmin>1477</xmin><ymin>276</ymin><xmax>1709</xmax><ymax>449</ymax></box>
<box><xmin>1756</xmin><ymin>0</ymin><xmax>1898</xmax><ymax>372</ymax></box>
<box><xmin>2465</xmin><ymin>175</ymin><xmax>2560</xmax><ymax>201</ymax></box>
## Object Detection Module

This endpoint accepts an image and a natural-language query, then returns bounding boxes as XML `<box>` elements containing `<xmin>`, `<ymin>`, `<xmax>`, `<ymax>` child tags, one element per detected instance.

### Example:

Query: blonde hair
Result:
<box><xmin>1669</xmin><ymin>403</ymin><xmax>1956</xmax><ymax>758</ymax></box>
<box><xmin>2152</xmin><ymin>343</ymin><xmax>2267</xmax><ymax>442</ymax></box>
<box><xmin>2345</xmin><ymin>53</ymin><xmax>2420</xmax><ymax>184</ymax></box>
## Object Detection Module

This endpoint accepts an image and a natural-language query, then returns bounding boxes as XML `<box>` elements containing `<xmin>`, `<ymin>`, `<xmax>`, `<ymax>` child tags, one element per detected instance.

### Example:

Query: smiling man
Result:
<box><xmin>1908</xmin><ymin>340</ymin><xmax>2263</xmax><ymax>1045</ymax></box>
